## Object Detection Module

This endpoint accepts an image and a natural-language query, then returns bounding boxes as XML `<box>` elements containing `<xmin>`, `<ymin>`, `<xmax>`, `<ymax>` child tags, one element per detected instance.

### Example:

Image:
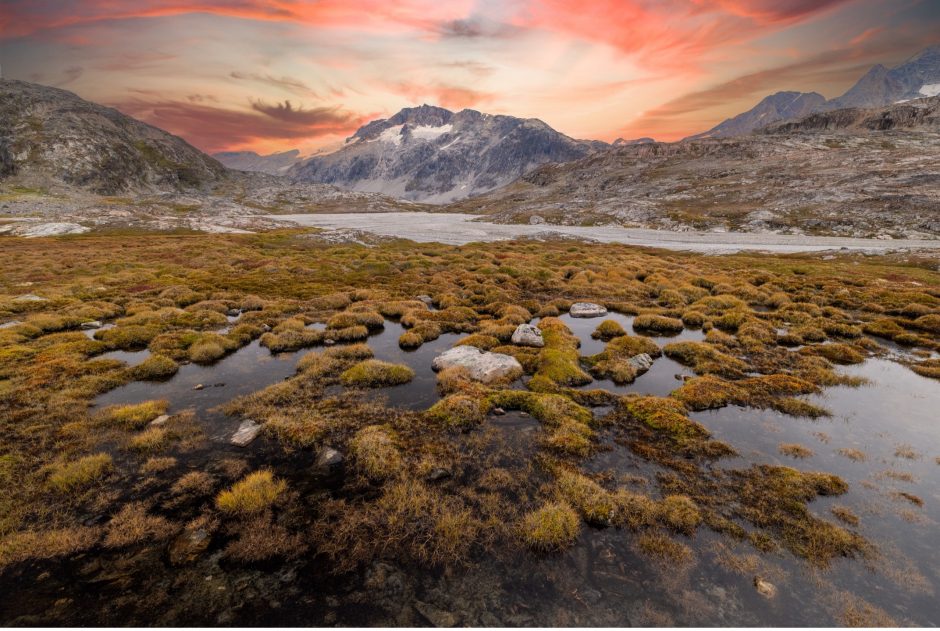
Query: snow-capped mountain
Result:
<box><xmin>288</xmin><ymin>105</ymin><xmax>602</xmax><ymax>203</ymax></box>
<box><xmin>828</xmin><ymin>44</ymin><xmax>940</xmax><ymax>108</ymax></box>
<box><xmin>692</xmin><ymin>44</ymin><xmax>940</xmax><ymax>138</ymax></box>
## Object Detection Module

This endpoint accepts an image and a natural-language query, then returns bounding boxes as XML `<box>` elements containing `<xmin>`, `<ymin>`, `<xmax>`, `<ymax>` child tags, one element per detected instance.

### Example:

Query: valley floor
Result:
<box><xmin>0</xmin><ymin>231</ymin><xmax>938</xmax><ymax>625</ymax></box>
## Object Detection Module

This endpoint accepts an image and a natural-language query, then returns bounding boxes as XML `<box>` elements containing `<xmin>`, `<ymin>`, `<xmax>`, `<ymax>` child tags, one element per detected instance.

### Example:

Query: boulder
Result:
<box><xmin>569</xmin><ymin>302</ymin><xmax>607</xmax><ymax>318</ymax></box>
<box><xmin>230</xmin><ymin>419</ymin><xmax>261</xmax><ymax>447</ymax></box>
<box><xmin>416</xmin><ymin>294</ymin><xmax>434</xmax><ymax>307</ymax></box>
<box><xmin>431</xmin><ymin>346</ymin><xmax>522</xmax><ymax>384</ymax></box>
<box><xmin>529</xmin><ymin>215</ymin><xmax>545</xmax><ymax>225</ymax></box>
<box><xmin>511</xmin><ymin>323</ymin><xmax>544</xmax><ymax>347</ymax></box>
<box><xmin>80</xmin><ymin>320</ymin><xmax>102</xmax><ymax>330</ymax></box>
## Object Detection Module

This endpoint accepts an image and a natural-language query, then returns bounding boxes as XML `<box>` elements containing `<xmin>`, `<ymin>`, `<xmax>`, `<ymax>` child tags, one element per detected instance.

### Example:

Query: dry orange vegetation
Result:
<box><xmin>0</xmin><ymin>230</ymin><xmax>938</xmax><ymax>624</ymax></box>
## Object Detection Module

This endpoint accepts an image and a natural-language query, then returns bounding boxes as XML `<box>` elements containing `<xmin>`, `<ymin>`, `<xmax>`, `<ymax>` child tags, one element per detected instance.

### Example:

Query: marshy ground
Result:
<box><xmin>0</xmin><ymin>230</ymin><xmax>938</xmax><ymax>625</ymax></box>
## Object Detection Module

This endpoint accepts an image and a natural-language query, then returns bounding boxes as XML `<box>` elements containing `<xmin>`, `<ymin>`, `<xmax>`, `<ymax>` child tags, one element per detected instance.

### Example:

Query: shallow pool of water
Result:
<box><xmin>27</xmin><ymin>314</ymin><xmax>940</xmax><ymax>625</ymax></box>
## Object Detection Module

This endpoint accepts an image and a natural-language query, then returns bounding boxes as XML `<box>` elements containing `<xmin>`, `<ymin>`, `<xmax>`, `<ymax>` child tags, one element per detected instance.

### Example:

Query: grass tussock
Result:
<box><xmin>46</xmin><ymin>453</ymin><xmax>113</xmax><ymax>492</ymax></box>
<box><xmin>340</xmin><ymin>359</ymin><xmax>414</xmax><ymax>387</ymax></box>
<box><xmin>216</xmin><ymin>470</ymin><xmax>287</xmax><ymax>515</ymax></box>
<box><xmin>520</xmin><ymin>501</ymin><xmax>580</xmax><ymax>551</ymax></box>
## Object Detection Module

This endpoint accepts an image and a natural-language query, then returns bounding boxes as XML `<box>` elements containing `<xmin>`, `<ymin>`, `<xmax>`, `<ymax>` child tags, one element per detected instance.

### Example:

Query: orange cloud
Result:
<box><xmin>509</xmin><ymin>0</ymin><xmax>860</xmax><ymax>69</ymax></box>
<box><xmin>110</xmin><ymin>97</ymin><xmax>370</xmax><ymax>153</ymax></box>
<box><xmin>0</xmin><ymin>0</ymin><xmax>475</xmax><ymax>39</ymax></box>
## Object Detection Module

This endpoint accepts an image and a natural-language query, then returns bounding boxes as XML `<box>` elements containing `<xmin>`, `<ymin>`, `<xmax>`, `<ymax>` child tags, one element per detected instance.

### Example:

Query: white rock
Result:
<box><xmin>230</xmin><ymin>419</ymin><xmax>261</xmax><ymax>447</ymax></box>
<box><xmin>149</xmin><ymin>414</ymin><xmax>171</xmax><ymax>427</ymax></box>
<box><xmin>80</xmin><ymin>320</ymin><xmax>103</xmax><ymax>330</ymax></box>
<box><xmin>569</xmin><ymin>302</ymin><xmax>608</xmax><ymax>318</ymax></box>
<box><xmin>529</xmin><ymin>215</ymin><xmax>545</xmax><ymax>225</ymax></box>
<box><xmin>511</xmin><ymin>323</ymin><xmax>544</xmax><ymax>347</ymax></box>
<box><xmin>431</xmin><ymin>346</ymin><xmax>523</xmax><ymax>384</ymax></box>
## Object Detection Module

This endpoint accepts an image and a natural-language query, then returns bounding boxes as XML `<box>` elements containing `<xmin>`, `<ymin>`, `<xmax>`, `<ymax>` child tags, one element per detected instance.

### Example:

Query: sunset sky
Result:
<box><xmin>2</xmin><ymin>1</ymin><xmax>938</xmax><ymax>155</ymax></box>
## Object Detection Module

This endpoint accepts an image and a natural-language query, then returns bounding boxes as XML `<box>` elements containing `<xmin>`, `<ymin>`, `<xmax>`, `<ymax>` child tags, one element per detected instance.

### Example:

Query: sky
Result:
<box><xmin>1</xmin><ymin>0</ymin><xmax>939</xmax><ymax>155</ymax></box>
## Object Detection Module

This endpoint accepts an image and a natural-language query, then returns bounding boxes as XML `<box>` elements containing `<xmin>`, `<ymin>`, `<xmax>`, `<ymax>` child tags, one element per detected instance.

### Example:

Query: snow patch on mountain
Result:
<box><xmin>377</xmin><ymin>125</ymin><xmax>404</xmax><ymax>145</ymax></box>
<box><xmin>411</xmin><ymin>124</ymin><xmax>453</xmax><ymax>140</ymax></box>
<box><xmin>919</xmin><ymin>83</ymin><xmax>940</xmax><ymax>97</ymax></box>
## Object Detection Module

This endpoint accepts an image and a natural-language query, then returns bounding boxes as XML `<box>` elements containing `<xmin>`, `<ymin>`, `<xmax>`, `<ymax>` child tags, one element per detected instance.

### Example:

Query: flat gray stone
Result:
<box><xmin>511</xmin><ymin>323</ymin><xmax>544</xmax><ymax>347</ymax></box>
<box><xmin>431</xmin><ymin>346</ymin><xmax>522</xmax><ymax>384</ymax></box>
<box><xmin>80</xmin><ymin>320</ymin><xmax>102</xmax><ymax>330</ymax></box>
<box><xmin>230</xmin><ymin>419</ymin><xmax>261</xmax><ymax>447</ymax></box>
<box><xmin>569</xmin><ymin>302</ymin><xmax>608</xmax><ymax>318</ymax></box>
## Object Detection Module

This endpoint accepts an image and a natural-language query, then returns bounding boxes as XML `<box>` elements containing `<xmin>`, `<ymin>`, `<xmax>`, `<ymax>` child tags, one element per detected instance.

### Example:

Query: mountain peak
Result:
<box><xmin>293</xmin><ymin>106</ymin><xmax>600</xmax><ymax>203</ymax></box>
<box><xmin>689</xmin><ymin>90</ymin><xmax>826</xmax><ymax>139</ymax></box>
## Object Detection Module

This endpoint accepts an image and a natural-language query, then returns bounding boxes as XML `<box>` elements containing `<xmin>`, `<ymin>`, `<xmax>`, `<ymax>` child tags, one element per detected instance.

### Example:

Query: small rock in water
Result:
<box><xmin>414</xmin><ymin>601</ymin><xmax>459</xmax><ymax>627</ymax></box>
<box><xmin>511</xmin><ymin>323</ymin><xmax>544</xmax><ymax>347</ymax></box>
<box><xmin>324</xmin><ymin>338</ymin><xmax>336</xmax><ymax>346</ymax></box>
<box><xmin>149</xmin><ymin>414</ymin><xmax>170</xmax><ymax>427</ymax></box>
<box><xmin>226</xmin><ymin>308</ymin><xmax>241</xmax><ymax>317</ymax></box>
<box><xmin>80</xmin><ymin>320</ymin><xmax>102</xmax><ymax>330</ymax></box>
<box><xmin>416</xmin><ymin>294</ymin><xmax>434</xmax><ymax>307</ymax></box>
<box><xmin>193</xmin><ymin>383</ymin><xmax>204</xmax><ymax>390</ymax></box>
<box><xmin>315</xmin><ymin>446</ymin><xmax>344</xmax><ymax>471</ymax></box>
<box><xmin>492</xmin><ymin>407</ymin><xmax>506</xmax><ymax>416</ymax></box>
<box><xmin>569</xmin><ymin>302</ymin><xmax>608</xmax><ymax>318</ymax></box>
<box><xmin>754</xmin><ymin>576</ymin><xmax>777</xmax><ymax>598</ymax></box>
<box><xmin>230</xmin><ymin>419</ymin><xmax>261</xmax><ymax>447</ymax></box>
<box><xmin>260</xmin><ymin>323</ymin><xmax>271</xmax><ymax>332</ymax></box>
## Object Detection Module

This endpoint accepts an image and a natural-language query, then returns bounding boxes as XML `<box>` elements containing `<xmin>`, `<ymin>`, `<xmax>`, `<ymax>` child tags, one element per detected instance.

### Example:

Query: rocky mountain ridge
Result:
<box><xmin>695</xmin><ymin>44</ymin><xmax>940</xmax><ymax>138</ymax></box>
<box><xmin>448</xmin><ymin>96</ymin><xmax>940</xmax><ymax>239</ymax></box>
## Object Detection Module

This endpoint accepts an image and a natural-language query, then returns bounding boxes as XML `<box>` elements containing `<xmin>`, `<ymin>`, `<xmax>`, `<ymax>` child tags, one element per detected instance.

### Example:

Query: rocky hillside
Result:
<box><xmin>762</xmin><ymin>95</ymin><xmax>940</xmax><ymax>134</ymax></box>
<box><xmin>449</xmin><ymin>98</ymin><xmax>940</xmax><ymax>239</ymax></box>
<box><xmin>696</xmin><ymin>45</ymin><xmax>940</xmax><ymax>138</ymax></box>
<box><xmin>289</xmin><ymin>105</ymin><xmax>603</xmax><ymax>203</ymax></box>
<box><xmin>0</xmin><ymin>79</ymin><xmax>226</xmax><ymax>194</ymax></box>
<box><xmin>213</xmin><ymin>149</ymin><xmax>301</xmax><ymax>175</ymax></box>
